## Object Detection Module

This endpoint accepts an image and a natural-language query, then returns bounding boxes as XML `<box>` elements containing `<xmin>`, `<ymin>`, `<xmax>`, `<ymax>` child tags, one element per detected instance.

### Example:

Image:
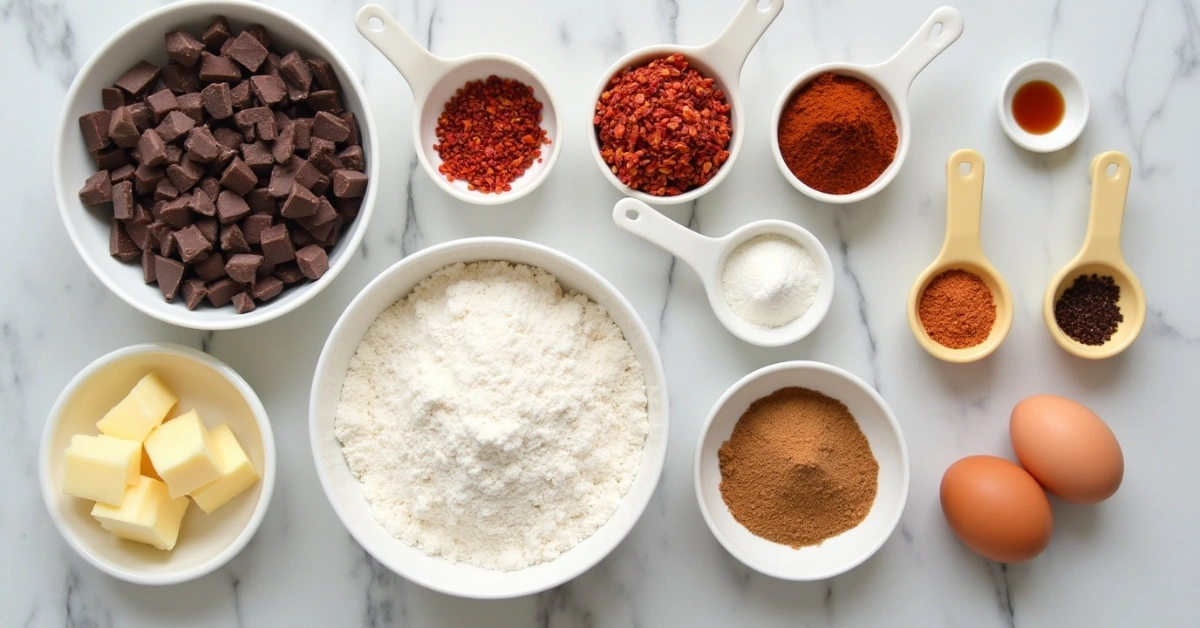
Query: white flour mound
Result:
<box><xmin>334</xmin><ymin>261</ymin><xmax>649</xmax><ymax>571</ymax></box>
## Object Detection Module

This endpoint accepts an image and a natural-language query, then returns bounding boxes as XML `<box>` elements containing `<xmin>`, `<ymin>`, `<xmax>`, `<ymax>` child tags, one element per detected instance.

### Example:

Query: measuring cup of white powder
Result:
<box><xmin>613</xmin><ymin>198</ymin><xmax>835</xmax><ymax>346</ymax></box>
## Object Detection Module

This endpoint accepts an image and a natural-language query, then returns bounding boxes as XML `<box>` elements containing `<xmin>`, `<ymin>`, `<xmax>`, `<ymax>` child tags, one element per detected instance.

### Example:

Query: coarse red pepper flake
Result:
<box><xmin>593</xmin><ymin>54</ymin><xmax>732</xmax><ymax>196</ymax></box>
<box><xmin>433</xmin><ymin>75</ymin><xmax>550</xmax><ymax>194</ymax></box>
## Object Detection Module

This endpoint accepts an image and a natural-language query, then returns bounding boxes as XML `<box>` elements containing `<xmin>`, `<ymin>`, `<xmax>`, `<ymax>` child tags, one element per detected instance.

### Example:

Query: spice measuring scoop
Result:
<box><xmin>355</xmin><ymin>5</ymin><xmax>563</xmax><ymax>205</ymax></box>
<box><xmin>907</xmin><ymin>149</ymin><xmax>1013</xmax><ymax>363</ymax></box>
<box><xmin>588</xmin><ymin>0</ymin><xmax>785</xmax><ymax>205</ymax></box>
<box><xmin>613</xmin><ymin>198</ymin><xmax>834</xmax><ymax>347</ymax></box>
<box><xmin>1043</xmin><ymin>151</ymin><xmax>1145</xmax><ymax>359</ymax></box>
<box><xmin>771</xmin><ymin>6</ymin><xmax>963</xmax><ymax>204</ymax></box>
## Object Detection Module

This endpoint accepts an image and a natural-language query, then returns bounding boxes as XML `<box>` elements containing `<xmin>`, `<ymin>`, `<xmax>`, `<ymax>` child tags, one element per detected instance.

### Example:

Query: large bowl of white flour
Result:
<box><xmin>310</xmin><ymin>238</ymin><xmax>668</xmax><ymax>599</ymax></box>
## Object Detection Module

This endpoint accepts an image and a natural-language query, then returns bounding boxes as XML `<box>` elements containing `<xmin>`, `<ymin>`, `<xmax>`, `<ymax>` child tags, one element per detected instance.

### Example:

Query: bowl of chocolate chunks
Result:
<box><xmin>54</xmin><ymin>0</ymin><xmax>377</xmax><ymax>330</ymax></box>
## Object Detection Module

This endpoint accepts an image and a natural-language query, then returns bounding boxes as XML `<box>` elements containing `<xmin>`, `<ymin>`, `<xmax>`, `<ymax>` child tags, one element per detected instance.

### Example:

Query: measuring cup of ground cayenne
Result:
<box><xmin>770</xmin><ymin>6</ymin><xmax>963</xmax><ymax>204</ymax></box>
<box><xmin>355</xmin><ymin>5</ymin><xmax>563</xmax><ymax>205</ymax></box>
<box><xmin>588</xmin><ymin>0</ymin><xmax>785</xmax><ymax>204</ymax></box>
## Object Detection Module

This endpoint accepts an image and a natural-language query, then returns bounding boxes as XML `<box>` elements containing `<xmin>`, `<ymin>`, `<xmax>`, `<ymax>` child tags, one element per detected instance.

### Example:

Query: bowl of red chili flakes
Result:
<box><xmin>589</xmin><ymin>0</ymin><xmax>784</xmax><ymax>204</ymax></box>
<box><xmin>356</xmin><ymin>5</ymin><xmax>562</xmax><ymax>205</ymax></box>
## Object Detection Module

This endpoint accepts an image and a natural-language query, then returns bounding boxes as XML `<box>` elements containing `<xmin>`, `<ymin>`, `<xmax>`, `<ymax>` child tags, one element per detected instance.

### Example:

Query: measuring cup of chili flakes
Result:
<box><xmin>589</xmin><ymin>0</ymin><xmax>784</xmax><ymax>205</ymax></box>
<box><xmin>355</xmin><ymin>5</ymin><xmax>562</xmax><ymax>205</ymax></box>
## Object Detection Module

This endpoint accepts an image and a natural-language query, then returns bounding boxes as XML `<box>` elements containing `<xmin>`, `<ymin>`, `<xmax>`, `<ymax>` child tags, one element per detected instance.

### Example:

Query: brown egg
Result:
<box><xmin>1010</xmin><ymin>394</ymin><xmax>1124</xmax><ymax>503</ymax></box>
<box><xmin>940</xmin><ymin>455</ymin><xmax>1052</xmax><ymax>563</ymax></box>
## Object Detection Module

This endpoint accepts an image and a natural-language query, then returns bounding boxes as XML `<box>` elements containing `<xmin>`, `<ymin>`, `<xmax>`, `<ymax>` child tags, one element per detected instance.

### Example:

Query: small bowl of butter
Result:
<box><xmin>39</xmin><ymin>342</ymin><xmax>275</xmax><ymax>585</ymax></box>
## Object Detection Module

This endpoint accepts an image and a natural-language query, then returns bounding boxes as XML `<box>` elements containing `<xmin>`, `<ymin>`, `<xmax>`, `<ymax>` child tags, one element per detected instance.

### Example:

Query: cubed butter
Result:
<box><xmin>140</xmin><ymin>446</ymin><xmax>161</xmax><ymax>481</ymax></box>
<box><xmin>144</xmin><ymin>410</ymin><xmax>221</xmax><ymax>499</ymax></box>
<box><xmin>91</xmin><ymin>475</ymin><xmax>189</xmax><ymax>550</ymax></box>
<box><xmin>190</xmin><ymin>424</ymin><xmax>260</xmax><ymax>513</ymax></box>
<box><xmin>62</xmin><ymin>434</ymin><xmax>141</xmax><ymax>505</ymax></box>
<box><xmin>97</xmin><ymin>372</ymin><xmax>178</xmax><ymax>442</ymax></box>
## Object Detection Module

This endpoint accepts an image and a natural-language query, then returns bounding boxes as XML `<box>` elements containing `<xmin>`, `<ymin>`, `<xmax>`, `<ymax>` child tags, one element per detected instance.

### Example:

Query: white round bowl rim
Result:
<box><xmin>997</xmin><ymin>58</ymin><xmax>1088</xmax><ymax>153</ymax></box>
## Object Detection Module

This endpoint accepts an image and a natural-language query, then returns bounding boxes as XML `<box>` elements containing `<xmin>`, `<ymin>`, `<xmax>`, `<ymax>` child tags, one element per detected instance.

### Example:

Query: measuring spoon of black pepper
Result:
<box><xmin>1043</xmin><ymin>151</ymin><xmax>1146</xmax><ymax>359</ymax></box>
<box><xmin>355</xmin><ymin>5</ymin><xmax>563</xmax><ymax>205</ymax></box>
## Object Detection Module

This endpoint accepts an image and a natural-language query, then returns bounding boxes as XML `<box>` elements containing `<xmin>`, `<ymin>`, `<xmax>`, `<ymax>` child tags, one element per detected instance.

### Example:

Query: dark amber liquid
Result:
<box><xmin>1012</xmin><ymin>80</ymin><xmax>1065</xmax><ymax>134</ymax></box>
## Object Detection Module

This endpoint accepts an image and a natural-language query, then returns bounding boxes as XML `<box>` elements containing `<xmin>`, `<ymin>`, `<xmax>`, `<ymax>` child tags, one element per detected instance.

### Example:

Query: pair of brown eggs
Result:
<box><xmin>940</xmin><ymin>395</ymin><xmax>1124</xmax><ymax>563</ymax></box>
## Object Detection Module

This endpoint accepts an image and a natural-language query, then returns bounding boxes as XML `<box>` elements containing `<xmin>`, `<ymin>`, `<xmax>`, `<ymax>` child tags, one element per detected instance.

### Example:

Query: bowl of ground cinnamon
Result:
<box><xmin>770</xmin><ymin>7</ymin><xmax>963</xmax><ymax>204</ymax></box>
<box><xmin>694</xmin><ymin>361</ymin><xmax>909</xmax><ymax>581</ymax></box>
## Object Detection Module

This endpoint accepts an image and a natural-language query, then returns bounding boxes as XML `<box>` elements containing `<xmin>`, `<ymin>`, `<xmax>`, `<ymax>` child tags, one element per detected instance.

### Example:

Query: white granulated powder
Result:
<box><xmin>721</xmin><ymin>234</ymin><xmax>819</xmax><ymax>328</ymax></box>
<box><xmin>334</xmin><ymin>261</ymin><xmax>648</xmax><ymax>571</ymax></box>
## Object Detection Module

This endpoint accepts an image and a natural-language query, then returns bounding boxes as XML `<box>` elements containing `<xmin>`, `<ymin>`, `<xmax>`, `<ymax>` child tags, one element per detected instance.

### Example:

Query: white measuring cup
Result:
<box><xmin>355</xmin><ymin>5</ymin><xmax>563</xmax><ymax>205</ymax></box>
<box><xmin>770</xmin><ymin>6</ymin><xmax>964</xmax><ymax>204</ymax></box>
<box><xmin>613</xmin><ymin>198</ymin><xmax>834</xmax><ymax>347</ymax></box>
<box><xmin>589</xmin><ymin>0</ymin><xmax>785</xmax><ymax>205</ymax></box>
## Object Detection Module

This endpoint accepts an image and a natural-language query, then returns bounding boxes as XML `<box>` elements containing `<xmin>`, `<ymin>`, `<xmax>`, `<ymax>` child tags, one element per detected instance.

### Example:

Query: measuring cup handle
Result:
<box><xmin>696</xmin><ymin>0</ymin><xmax>785</xmax><ymax>81</ymax></box>
<box><xmin>875</xmin><ymin>6</ymin><xmax>963</xmax><ymax>99</ymax></box>
<box><xmin>612</xmin><ymin>198</ymin><xmax>723</xmax><ymax>275</ymax></box>
<box><xmin>355</xmin><ymin>4</ymin><xmax>449</xmax><ymax>100</ymax></box>
<box><xmin>940</xmin><ymin>149</ymin><xmax>985</xmax><ymax>258</ymax></box>
<box><xmin>1081</xmin><ymin>151</ymin><xmax>1132</xmax><ymax>255</ymax></box>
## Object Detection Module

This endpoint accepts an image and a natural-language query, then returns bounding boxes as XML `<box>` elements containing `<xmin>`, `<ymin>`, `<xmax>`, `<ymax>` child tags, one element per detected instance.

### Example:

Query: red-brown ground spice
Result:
<box><xmin>594</xmin><ymin>54</ymin><xmax>731</xmax><ymax>196</ymax></box>
<box><xmin>918</xmin><ymin>269</ymin><xmax>996</xmax><ymax>349</ymax></box>
<box><xmin>434</xmin><ymin>75</ymin><xmax>549</xmax><ymax>194</ymax></box>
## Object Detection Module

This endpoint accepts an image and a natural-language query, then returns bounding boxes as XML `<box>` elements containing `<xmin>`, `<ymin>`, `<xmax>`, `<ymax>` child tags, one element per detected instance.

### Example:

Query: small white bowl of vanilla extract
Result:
<box><xmin>999</xmin><ymin>59</ymin><xmax>1088</xmax><ymax>153</ymax></box>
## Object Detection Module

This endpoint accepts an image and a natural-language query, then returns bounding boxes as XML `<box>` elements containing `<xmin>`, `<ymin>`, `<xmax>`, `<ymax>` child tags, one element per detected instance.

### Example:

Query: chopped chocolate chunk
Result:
<box><xmin>112</xmin><ymin>180</ymin><xmax>135</xmax><ymax>219</ymax></box>
<box><xmin>195</xmin><ymin>218</ymin><xmax>219</xmax><ymax>243</ymax></box>
<box><xmin>154</xmin><ymin>255</ymin><xmax>186</xmax><ymax>301</ymax></box>
<box><xmin>310</xmin><ymin>173</ymin><xmax>330</xmax><ymax>197</ymax></box>
<box><xmin>280</xmin><ymin>182</ymin><xmax>318</xmax><ymax>218</ymax></box>
<box><xmin>250</xmin><ymin>276</ymin><xmax>283</xmax><ymax>302</ymax></box>
<box><xmin>201</xmin><ymin>81</ymin><xmax>234</xmax><ymax>119</ymax></box>
<box><xmin>241</xmin><ymin>141</ymin><xmax>274</xmax><ymax>173</ymax></box>
<box><xmin>189</xmin><ymin>188</ymin><xmax>216</xmax><ymax>217</ymax></box>
<box><xmin>293</xmin><ymin>118</ymin><xmax>312</xmax><ymax>151</ymax></box>
<box><xmin>127</xmin><ymin>218</ymin><xmax>153</xmax><ymax>250</ymax></box>
<box><xmin>166</xmin><ymin>157</ymin><xmax>205</xmax><ymax>192</ymax></box>
<box><xmin>314</xmin><ymin>216</ymin><xmax>343</xmax><ymax>248</ymax></box>
<box><xmin>215</xmin><ymin>189</ymin><xmax>251</xmax><ymax>224</ymax></box>
<box><xmin>137</xmin><ymin>129</ymin><xmax>169</xmax><ymax>167</ymax></box>
<box><xmin>309</xmin><ymin>151</ymin><xmax>342</xmax><ymax>175</ymax></box>
<box><xmin>129</xmin><ymin>201</ymin><xmax>151</xmax><ymax>225</ymax></box>
<box><xmin>165</xmin><ymin>30</ymin><xmax>205</xmax><ymax>67</ymax></box>
<box><xmin>102</xmin><ymin>87</ymin><xmax>126</xmax><ymax>110</ymax></box>
<box><xmin>295</xmin><ymin>245</ymin><xmax>329</xmax><ymax>280</ymax></box>
<box><xmin>249</xmin><ymin>74</ymin><xmax>288</xmax><ymax>107</ymax></box>
<box><xmin>155</xmin><ymin>222</ymin><xmax>177</xmax><ymax>257</ymax></box>
<box><xmin>230</xmin><ymin>80</ymin><xmax>252</xmax><ymax>110</ymax></box>
<box><xmin>115</xmin><ymin>61</ymin><xmax>161</xmax><ymax>96</ymax></box>
<box><xmin>311</xmin><ymin>111</ymin><xmax>350</xmax><ymax>143</ymax></box>
<box><xmin>306</xmin><ymin>90</ymin><xmax>342</xmax><ymax>113</ymax></box>
<box><xmin>154</xmin><ymin>179</ymin><xmax>180</xmax><ymax>203</ymax></box>
<box><xmin>111</xmin><ymin>164</ymin><xmax>136</xmax><ymax>184</ymax></box>
<box><xmin>159</xmin><ymin>195</ymin><xmax>192</xmax><ymax>229</ymax></box>
<box><xmin>232</xmin><ymin>291</ymin><xmax>256</xmax><ymax>313</ymax></box>
<box><xmin>211</xmin><ymin>145</ymin><xmax>237</xmax><ymax>171</ymax></box>
<box><xmin>176</xmin><ymin>92</ymin><xmax>205</xmax><ymax>122</ymax></box>
<box><xmin>338</xmin><ymin>145</ymin><xmax>365</xmax><ymax>172</ymax></box>
<box><xmin>206</xmin><ymin>278</ymin><xmax>241</xmax><ymax>307</ymax></box>
<box><xmin>225</xmin><ymin>253</ymin><xmax>263</xmax><ymax>285</ymax></box>
<box><xmin>79</xmin><ymin>110</ymin><xmax>112</xmax><ymax>151</ymax></box>
<box><xmin>164</xmin><ymin>144</ymin><xmax>183</xmax><ymax>165</ymax></box>
<box><xmin>199</xmin><ymin>52</ymin><xmax>241</xmax><ymax>83</ymax></box>
<box><xmin>259</xmin><ymin>53</ymin><xmax>283</xmax><ymax>80</ymax></box>
<box><xmin>133</xmin><ymin>164</ymin><xmax>164</xmax><ymax>195</ymax></box>
<box><xmin>285</xmin><ymin>79</ymin><xmax>309</xmax><ymax>105</ymax></box>
<box><xmin>259</xmin><ymin>223</ymin><xmax>294</xmax><ymax>265</ymax></box>
<box><xmin>161</xmin><ymin>62</ymin><xmax>202</xmax><ymax>95</ymax></box>
<box><xmin>271</xmin><ymin>123</ymin><xmax>296</xmax><ymax>163</ymax></box>
<box><xmin>220</xmin><ymin>157</ymin><xmax>257</xmax><ymax>195</ymax></box>
<box><xmin>93</xmin><ymin>145</ymin><xmax>128</xmax><ymax>171</ymax></box>
<box><xmin>243</xmin><ymin>23</ymin><xmax>271</xmax><ymax>49</ymax></box>
<box><xmin>155</xmin><ymin>110</ymin><xmax>196</xmax><ymax>143</ymax></box>
<box><xmin>245</xmin><ymin>188</ymin><xmax>277</xmax><ymax>214</ymax></box>
<box><xmin>181</xmin><ymin>279</ymin><xmax>207</xmax><ymax>310</ymax></box>
<box><xmin>291</xmin><ymin>227</ymin><xmax>316</xmax><ymax>249</ymax></box>
<box><xmin>196</xmin><ymin>176</ymin><xmax>219</xmax><ymax>202</ymax></box>
<box><xmin>340</xmin><ymin>112</ymin><xmax>361</xmax><ymax>146</ymax></box>
<box><xmin>220</xmin><ymin>222</ymin><xmax>251</xmax><ymax>253</ymax></box>
<box><xmin>274</xmin><ymin>262</ymin><xmax>303</xmax><ymax>285</ymax></box>
<box><xmin>106</xmin><ymin>106</ymin><xmax>138</xmax><ymax>148</ymax></box>
<box><xmin>332</xmin><ymin>169</ymin><xmax>368</xmax><ymax>198</ymax></box>
<box><xmin>201</xmin><ymin>16</ymin><xmax>232</xmax><ymax>51</ymax></box>
<box><xmin>142</xmin><ymin>249</ymin><xmax>157</xmax><ymax>283</ymax></box>
<box><xmin>226</xmin><ymin>31</ymin><xmax>268</xmax><ymax>72</ymax></box>
<box><xmin>295</xmin><ymin>159</ymin><xmax>323</xmax><ymax>190</ymax></box>
<box><xmin>79</xmin><ymin>171</ymin><xmax>112</xmax><ymax>206</ymax></box>
<box><xmin>279</xmin><ymin>51</ymin><xmax>312</xmax><ymax>92</ymax></box>
<box><xmin>127</xmin><ymin>102</ymin><xmax>154</xmax><ymax>131</ymax></box>
<box><xmin>194</xmin><ymin>252</ymin><xmax>226</xmax><ymax>282</ymax></box>
<box><xmin>211</xmin><ymin>128</ymin><xmax>243</xmax><ymax>153</ymax></box>
<box><xmin>145</xmin><ymin>89</ymin><xmax>179</xmax><ymax>121</ymax></box>
<box><xmin>240</xmin><ymin>214</ymin><xmax>273</xmax><ymax>244</ymax></box>
<box><xmin>109</xmin><ymin>220</ymin><xmax>140</xmax><ymax>261</ymax></box>
<box><xmin>172</xmin><ymin>225</ymin><xmax>212</xmax><ymax>264</ymax></box>
<box><xmin>297</xmin><ymin>211</ymin><xmax>337</xmax><ymax>240</ymax></box>
<box><xmin>307</xmin><ymin>57</ymin><xmax>340</xmax><ymax>91</ymax></box>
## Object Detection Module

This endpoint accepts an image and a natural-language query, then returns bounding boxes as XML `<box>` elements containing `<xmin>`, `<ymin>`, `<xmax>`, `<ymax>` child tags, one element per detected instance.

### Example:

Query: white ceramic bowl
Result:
<box><xmin>53</xmin><ymin>0</ymin><xmax>378</xmax><ymax>330</ymax></box>
<box><xmin>40</xmin><ymin>343</ymin><xmax>276</xmax><ymax>585</ymax></box>
<box><xmin>310</xmin><ymin>237</ymin><xmax>669</xmax><ymax>599</ymax></box>
<box><xmin>695</xmin><ymin>361</ymin><xmax>909</xmax><ymax>580</ymax></box>
<box><xmin>998</xmin><ymin>59</ymin><xmax>1088</xmax><ymax>153</ymax></box>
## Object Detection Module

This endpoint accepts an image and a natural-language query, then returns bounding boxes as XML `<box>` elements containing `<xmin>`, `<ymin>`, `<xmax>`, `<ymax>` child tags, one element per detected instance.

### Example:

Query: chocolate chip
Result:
<box><xmin>181</xmin><ymin>279</ymin><xmax>207</xmax><ymax>310</ymax></box>
<box><xmin>245</xmin><ymin>188</ymin><xmax>277</xmax><ymax>215</ymax></box>
<box><xmin>201</xmin><ymin>17</ymin><xmax>232</xmax><ymax>52</ymax></box>
<box><xmin>241</xmin><ymin>141</ymin><xmax>274</xmax><ymax>173</ymax></box>
<box><xmin>225</xmin><ymin>253</ymin><xmax>263</xmax><ymax>285</ymax></box>
<box><xmin>280</xmin><ymin>182</ymin><xmax>318</xmax><ymax>218</ymax></box>
<box><xmin>92</xmin><ymin>145</ymin><xmax>128</xmax><ymax>171</ymax></box>
<box><xmin>306</xmin><ymin>57</ymin><xmax>340</xmax><ymax>91</ymax></box>
<box><xmin>142</xmin><ymin>249</ymin><xmax>157</xmax><ymax>283</ymax></box>
<box><xmin>79</xmin><ymin>171</ymin><xmax>112</xmax><ymax>206</ymax></box>
<box><xmin>137</xmin><ymin>129</ymin><xmax>169</xmax><ymax>167</ymax></box>
<box><xmin>306</xmin><ymin>90</ymin><xmax>342</xmax><ymax>113</ymax></box>
<box><xmin>102</xmin><ymin>87</ymin><xmax>126</xmax><ymax>110</ymax></box>
<box><xmin>249</xmin><ymin>276</ymin><xmax>283</xmax><ymax>302</ymax></box>
<box><xmin>110</xmin><ymin>220</ymin><xmax>140</xmax><ymax>261</ymax></box>
<box><xmin>220</xmin><ymin>157</ymin><xmax>257</xmax><ymax>195</ymax></box>
<box><xmin>164</xmin><ymin>144</ymin><xmax>183</xmax><ymax>165</ymax></box>
<box><xmin>155</xmin><ymin>110</ymin><xmax>195</xmax><ymax>143</ymax></box>
<box><xmin>219</xmin><ymin>223</ymin><xmax>251</xmax><ymax>254</ymax></box>
<box><xmin>332</xmin><ymin>169</ymin><xmax>368</xmax><ymax>198</ymax></box>
<box><xmin>293</xmin><ymin>118</ymin><xmax>312</xmax><ymax>151</ymax></box>
<box><xmin>154</xmin><ymin>179</ymin><xmax>180</xmax><ymax>203</ymax></box>
<box><xmin>260</xmin><ymin>223</ymin><xmax>294</xmax><ymax>265</ymax></box>
<box><xmin>106</xmin><ymin>106</ymin><xmax>138</xmax><ymax>148</ymax></box>
<box><xmin>297</xmin><ymin>210</ymin><xmax>337</xmax><ymax>240</ymax></box>
<box><xmin>250</xmin><ymin>75</ymin><xmax>288</xmax><ymax>107</ymax></box>
<box><xmin>295</xmin><ymin>244</ymin><xmax>329</xmax><ymax>280</ymax></box>
<box><xmin>154</xmin><ymin>255</ymin><xmax>186</xmax><ymax>301</ymax></box>
<box><xmin>115</xmin><ymin>61</ymin><xmax>161</xmax><ymax>96</ymax></box>
<box><xmin>206</xmin><ymin>278</ymin><xmax>241</xmax><ymax>307</ymax></box>
<box><xmin>226</xmin><ymin>31</ymin><xmax>268</xmax><ymax>72</ymax></box>
<box><xmin>201</xmin><ymin>82</ymin><xmax>233</xmax><ymax>119</ymax></box>
<box><xmin>340</xmin><ymin>112</ymin><xmax>361</xmax><ymax>146</ymax></box>
<box><xmin>279</xmin><ymin>51</ymin><xmax>312</xmax><ymax>92</ymax></box>
<box><xmin>338</xmin><ymin>145</ymin><xmax>365</xmax><ymax>172</ymax></box>
<box><xmin>156</xmin><ymin>221</ymin><xmax>177</xmax><ymax>256</ymax></box>
<box><xmin>230</xmin><ymin>80</ymin><xmax>252</xmax><ymax>110</ymax></box>
<box><xmin>240</xmin><ymin>214</ymin><xmax>273</xmax><ymax>244</ymax></box>
<box><xmin>111</xmin><ymin>164</ymin><xmax>136</xmax><ymax>184</ymax></box>
<box><xmin>197</xmin><ymin>218</ymin><xmax>220</xmax><ymax>244</ymax></box>
<box><xmin>165</xmin><ymin>31</ymin><xmax>205</xmax><ymax>67</ymax></box>
<box><xmin>199</xmin><ymin>52</ymin><xmax>241</xmax><ymax>83</ymax></box>
<box><xmin>145</xmin><ymin>89</ymin><xmax>179</xmax><ymax>122</ymax></box>
<box><xmin>134</xmin><ymin>164</ymin><xmax>164</xmax><ymax>195</ymax></box>
<box><xmin>159</xmin><ymin>195</ymin><xmax>192</xmax><ymax>229</ymax></box>
<box><xmin>267</xmin><ymin>157</ymin><xmax>306</xmax><ymax>197</ymax></box>
<box><xmin>167</xmin><ymin>157</ymin><xmax>204</xmax><ymax>192</ymax></box>
<box><xmin>311</xmin><ymin>111</ymin><xmax>350</xmax><ymax>143</ymax></box>
<box><xmin>291</xmin><ymin>227</ymin><xmax>315</xmax><ymax>250</ymax></box>
<box><xmin>232</xmin><ymin>291</ymin><xmax>256</xmax><ymax>313</ymax></box>
<box><xmin>274</xmin><ymin>263</ymin><xmax>303</xmax><ymax>285</ymax></box>
<box><xmin>193</xmin><ymin>252</ymin><xmax>226</xmax><ymax>281</ymax></box>
<box><xmin>79</xmin><ymin>111</ymin><xmax>112</xmax><ymax>151</ymax></box>
<box><xmin>112</xmin><ymin>181</ymin><xmax>134</xmax><ymax>220</ymax></box>
<box><xmin>216</xmin><ymin>189</ymin><xmax>251</xmax><ymax>224</ymax></box>
<box><xmin>127</xmin><ymin>102</ymin><xmax>154</xmax><ymax>132</ymax></box>
<box><xmin>176</xmin><ymin>92</ymin><xmax>205</xmax><ymax>123</ymax></box>
<box><xmin>188</xmin><ymin>187</ymin><xmax>216</xmax><ymax>216</ymax></box>
<box><xmin>127</xmin><ymin>218</ymin><xmax>153</xmax><ymax>250</ymax></box>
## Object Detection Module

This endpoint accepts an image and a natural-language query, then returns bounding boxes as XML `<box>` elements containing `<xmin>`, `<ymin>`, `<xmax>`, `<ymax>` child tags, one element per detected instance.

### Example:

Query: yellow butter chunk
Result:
<box><xmin>97</xmin><ymin>372</ymin><xmax>178</xmax><ymax>442</ymax></box>
<box><xmin>144</xmin><ymin>410</ymin><xmax>221</xmax><ymax>499</ymax></box>
<box><xmin>190</xmin><ymin>424</ymin><xmax>260</xmax><ymax>514</ymax></box>
<box><xmin>92</xmin><ymin>475</ymin><xmax>189</xmax><ymax>551</ymax></box>
<box><xmin>62</xmin><ymin>434</ymin><xmax>141</xmax><ymax>505</ymax></box>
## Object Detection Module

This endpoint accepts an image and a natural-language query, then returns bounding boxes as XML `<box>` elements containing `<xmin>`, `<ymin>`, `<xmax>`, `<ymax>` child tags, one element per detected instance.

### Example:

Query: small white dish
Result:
<box><xmin>309</xmin><ymin>237</ymin><xmax>668</xmax><ymax>599</ymax></box>
<box><xmin>53</xmin><ymin>0</ymin><xmax>379</xmax><ymax>331</ymax></box>
<box><xmin>40</xmin><ymin>343</ymin><xmax>276</xmax><ymax>586</ymax></box>
<box><xmin>355</xmin><ymin>5</ymin><xmax>562</xmax><ymax>205</ymax></box>
<box><xmin>694</xmin><ymin>361</ymin><xmax>909</xmax><ymax>581</ymax></box>
<box><xmin>612</xmin><ymin>198</ymin><xmax>834</xmax><ymax>347</ymax></box>
<box><xmin>770</xmin><ymin>6</ymin><xmax>963</xmax><ymax>204</ymax></box>
<box><xmin>587</xmin><ymin>0</ymin><xmax>784</xmax><ymax>205</ymax></box>
<box><xmin>998</xmin><ymin>59</ymin><xmax>1088</xmax><ymax>153</ymax></box>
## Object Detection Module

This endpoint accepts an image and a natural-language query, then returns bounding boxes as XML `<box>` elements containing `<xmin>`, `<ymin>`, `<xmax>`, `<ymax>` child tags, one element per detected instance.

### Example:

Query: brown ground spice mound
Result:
<box><xmin>918</xmin><ymin>269</ymin><xmax>996</xmax><ymax>349</ymax></box>
<box><xmin>718</xmin><ymin>387</ymin><xmax>879</xmax><ymax>549</ymax></box>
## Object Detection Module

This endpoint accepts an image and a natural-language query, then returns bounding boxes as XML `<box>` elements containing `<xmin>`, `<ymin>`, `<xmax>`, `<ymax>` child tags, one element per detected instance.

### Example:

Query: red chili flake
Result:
<box><xmin>593</xmin><ymin>54</ymin><xmax>732</xmax><ymax>196</ymax></box>
<box><xmin>433</xmin><ymin>75</ymin><xmax>550</xmax><ymax>194</ymax></box>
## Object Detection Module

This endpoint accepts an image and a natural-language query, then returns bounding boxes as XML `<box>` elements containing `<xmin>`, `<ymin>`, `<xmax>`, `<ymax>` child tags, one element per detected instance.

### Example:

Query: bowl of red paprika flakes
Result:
<box><xmin>355</xmin><ymin>5</ymin><xmax>562</xmax><ymax>205</ymax></box>
<box><xmin>589</xmin><ymin>0</ymin><xmax>784</xmax><ymax>204</ymax></box>
<box><xmin>771</xmin><ymin>6</ymin><xmax>963</xmax><ymax>204</ymax></box>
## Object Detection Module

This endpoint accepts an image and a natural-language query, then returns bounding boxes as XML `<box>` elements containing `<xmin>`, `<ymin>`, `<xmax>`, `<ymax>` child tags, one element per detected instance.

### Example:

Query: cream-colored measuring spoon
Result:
<box><xmin>1043</xmin><ymin>151</ymin><xmax>1145</xmax><ymax>359</ymax></box>
<box><xmin>355</xmin><ymin>5</ymin><xmax>563</xmax><ymax>204</ymax></box>
<box><xmin>613</xmin><ymin>198</ymin><xmax>834</xmax><ymax>347</ymax></box>
<box><xmin>907</xmin><ymin>149</ymin><xmax>1013</xmax><ymax>363</ymax></box>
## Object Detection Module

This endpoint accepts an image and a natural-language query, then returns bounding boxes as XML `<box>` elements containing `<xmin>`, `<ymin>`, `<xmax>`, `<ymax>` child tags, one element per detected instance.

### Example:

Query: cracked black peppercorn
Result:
<box><xmin>1054</xmin><ymin>274</ymin><xmax>1123</xmax><ymax>345</ymax></box>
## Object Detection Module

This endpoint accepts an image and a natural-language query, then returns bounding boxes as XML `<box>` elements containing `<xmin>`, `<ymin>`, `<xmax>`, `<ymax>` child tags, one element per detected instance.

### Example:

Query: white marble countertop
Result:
<box><xmin>5</xmin><ymin>0</ymin><xmax>1199</xmax><ymax>625</ymax></box>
